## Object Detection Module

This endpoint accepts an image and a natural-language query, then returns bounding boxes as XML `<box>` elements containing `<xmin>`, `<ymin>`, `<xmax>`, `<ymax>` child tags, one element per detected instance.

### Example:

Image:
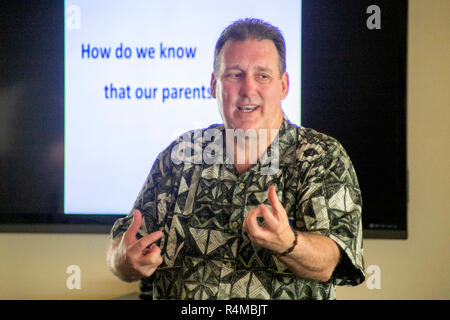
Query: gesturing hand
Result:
<box><xmin>242</xmin><ymin>186</ymin><xmax>296</xmax><ymax>255</ymax></box>
<box><xmin>114</xmin><ymin>209</ymin><xmax>163</xmax><ymax>281</ymax></box>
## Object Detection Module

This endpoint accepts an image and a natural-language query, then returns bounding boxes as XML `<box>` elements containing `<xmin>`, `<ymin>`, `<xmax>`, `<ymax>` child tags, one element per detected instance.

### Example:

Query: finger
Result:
<box><xmin>142</xmin><ymin>243</ymin><xmax>154</xmax><ymax>256</ymax></box>
<box><xmin>147</xmin><ymin>243</ymin><xmax>160</xmax><ymax>255</ymax></box>
<box><xmin>243</xmin><ymin>208</ymin><xmax>254</xmax><ymax>232</ymax></box>
<box><xmin>267</xmin><ymin>186</ymin><xmax>283</xmax><ymax>219</ymax></box>
<box><xmin>243</xmin><ymin>207</ymin><xmax>257</xmax><ymax>233</ymax></box>
<box><xmin>244</xmin><ymin>207</ymin><xmax>264</xmax><ymax>238</ymax></box>
<box><xmin>140</xmin><ymin>244</ymin><xmax>163</xmax><ymax>266</ymax></box>
<box><xmin>267</xmin><ymin>186</ymin><xmax>281</xmax><ymax>213</ymax></box>
<box><xmin>258</xmin><ymin>204</ymin><xmax>279</xmax><ymax>230</ymax></box>
<box><xmin>142</xmin><ymin>243</ymin><xmax>159</xmax><ymax>256</ymax></box>
<box><xmin>133</xmin><ymin>230</ymin><xmax>164</xmax><ymax>252</ymax></box>
<box><xmin>123</xmin><ymin>209</ymin><xmax>142</xmax><ymax>243</ymax></box>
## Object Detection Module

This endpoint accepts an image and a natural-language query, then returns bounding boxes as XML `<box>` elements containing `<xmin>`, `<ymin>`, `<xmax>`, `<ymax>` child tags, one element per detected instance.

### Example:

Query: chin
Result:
<box><xmin>231</xmin><ymin>122</ymin><xmax>262</xmax><ymax>132</ymax></box>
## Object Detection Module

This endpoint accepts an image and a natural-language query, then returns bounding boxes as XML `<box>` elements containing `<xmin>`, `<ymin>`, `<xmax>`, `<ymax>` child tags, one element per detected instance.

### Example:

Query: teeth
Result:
<box><xmin>238</xmin><ymin>105</ymin><xmax>258</xmax><ymax>113</ymax></box>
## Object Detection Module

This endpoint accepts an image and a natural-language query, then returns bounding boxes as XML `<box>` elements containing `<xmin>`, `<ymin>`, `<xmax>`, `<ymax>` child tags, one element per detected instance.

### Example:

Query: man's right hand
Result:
<box><xmin>108</xmin><ymin>209</ymin><xmax>163</xmax><ymax>282</ymax></box>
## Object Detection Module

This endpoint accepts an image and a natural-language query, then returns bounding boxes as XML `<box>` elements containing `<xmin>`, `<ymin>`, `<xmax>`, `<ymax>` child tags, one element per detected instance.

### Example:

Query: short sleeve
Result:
<box><xmin>109</xmin><ymin>159</ymin><xmax>158</xmax><ymax>241</ymax></box>
<box><xmin>297</xmin><ymin>136</ymin><xmax>365</xmax><ymax>286</ymax></box>
<box><xmin>109</xmin><ymin>142</ymin><xmax>176</xmax><ymax>241</ymax></box>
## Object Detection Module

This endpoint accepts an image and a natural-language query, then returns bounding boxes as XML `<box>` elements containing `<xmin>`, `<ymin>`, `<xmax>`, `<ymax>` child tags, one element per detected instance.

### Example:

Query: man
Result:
<box><xmin>107</xmin><ymin>18</ymin><xmax>365</xmax><ymax>299</ymax></box>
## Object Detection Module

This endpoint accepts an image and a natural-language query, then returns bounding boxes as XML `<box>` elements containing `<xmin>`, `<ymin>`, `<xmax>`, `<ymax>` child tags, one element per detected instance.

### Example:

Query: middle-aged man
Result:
<box><xmin>107</xmin><ymin>18</ymin><xmax>365</xmax><ymax>300</ymax></box>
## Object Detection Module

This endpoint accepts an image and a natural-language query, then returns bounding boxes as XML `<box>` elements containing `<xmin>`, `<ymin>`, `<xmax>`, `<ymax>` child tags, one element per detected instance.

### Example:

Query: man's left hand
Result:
<box><xmin>242</xmin><ymin>185</ymin><xmax>296</xmax><ymax>255</ymax></box>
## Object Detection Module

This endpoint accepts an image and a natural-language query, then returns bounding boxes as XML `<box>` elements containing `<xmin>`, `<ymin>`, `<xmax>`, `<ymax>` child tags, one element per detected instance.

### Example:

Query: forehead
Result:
<box><xmin>219</xmin><ymin>39</ymin><xmax>279</xmax><ymax>69</ymax></box>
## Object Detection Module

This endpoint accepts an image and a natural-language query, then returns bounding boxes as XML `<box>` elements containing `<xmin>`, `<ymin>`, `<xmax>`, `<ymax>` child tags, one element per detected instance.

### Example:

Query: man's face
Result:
<box><xmin>211</xmin><ymin>39</ymin><xmax>289</xmax><ymax>133</ymax></box>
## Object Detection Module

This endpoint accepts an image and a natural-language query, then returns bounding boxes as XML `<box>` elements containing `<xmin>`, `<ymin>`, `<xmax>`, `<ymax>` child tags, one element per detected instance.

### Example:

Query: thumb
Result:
<box><xmin>124</xmin><ymin>209</ymin><xmax>142</xmax><ymax>243</ymax></box>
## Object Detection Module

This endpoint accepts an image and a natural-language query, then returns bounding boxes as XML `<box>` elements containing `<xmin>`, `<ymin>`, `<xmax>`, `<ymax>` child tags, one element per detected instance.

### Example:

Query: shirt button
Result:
<box><xmin>239</xmin><ymin>183</ymin><xmax>245</xmax><ymax>189</ymax></box>
<box><xmin>231</xmin><ymin>221</ymin><xmax>239</xmax><ymax>229</ymax></box>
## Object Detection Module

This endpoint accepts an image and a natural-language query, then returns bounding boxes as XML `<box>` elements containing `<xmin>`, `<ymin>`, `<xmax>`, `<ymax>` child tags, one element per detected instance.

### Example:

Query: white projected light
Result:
<box><xmin>64</xmin><ymin>0</ymin><xmax>301</xmax><ymax>214</ymax></box>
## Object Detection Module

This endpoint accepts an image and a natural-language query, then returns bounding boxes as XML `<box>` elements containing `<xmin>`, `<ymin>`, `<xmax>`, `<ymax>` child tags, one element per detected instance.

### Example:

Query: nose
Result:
<box><xmin>239</xmin><ymin>74</ymin><xmax>257</xmax><ymax>97</ymax></box>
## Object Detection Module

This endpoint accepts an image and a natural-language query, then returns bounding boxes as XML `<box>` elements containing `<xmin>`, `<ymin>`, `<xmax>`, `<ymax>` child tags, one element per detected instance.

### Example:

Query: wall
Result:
<box><xmin>1</xmin><ymin>0</ymin><xmax>449</xmax><ymax>300</ymax></box>
<box><xmin>337</xmin><ymin>0</ymin><xmax>450</xmax><ymax>299</ymax></box>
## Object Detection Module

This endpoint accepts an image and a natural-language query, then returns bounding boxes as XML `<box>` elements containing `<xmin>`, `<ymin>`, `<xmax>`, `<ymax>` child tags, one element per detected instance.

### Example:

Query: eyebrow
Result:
<box><xmin>254</xmin><ymin>66</ymin><xmax>274</xmax><ymax>74</ymax></box>
<box><xmin>224</xmin><ymin>65</ymin><xmax>274</xmax><ymax>74</ymax></box>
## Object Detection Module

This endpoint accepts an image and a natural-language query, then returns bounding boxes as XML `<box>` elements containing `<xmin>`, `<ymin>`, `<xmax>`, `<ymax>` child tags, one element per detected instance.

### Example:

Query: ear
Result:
<box><xmin>280</xmin><ymin>72</ymin><xmax>289</xmax><ymax>100</ymax></box>
<box><xmin>210</xmin><ymin>72</ymin><xmax>217</xmax><ymax>99</ymax></box>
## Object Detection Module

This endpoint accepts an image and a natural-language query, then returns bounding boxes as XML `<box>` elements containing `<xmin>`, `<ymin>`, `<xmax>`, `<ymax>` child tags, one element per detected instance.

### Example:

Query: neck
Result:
<box><xmin>225</xmin><ymin>127</ymin><xmax>280</xmax><ymax>174</ymax></box>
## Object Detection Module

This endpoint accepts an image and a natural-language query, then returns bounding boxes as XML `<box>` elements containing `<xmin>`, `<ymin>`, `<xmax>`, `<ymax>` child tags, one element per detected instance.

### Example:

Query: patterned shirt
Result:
<box><xmin>110</xmin><ymin>117</ymin><xmax>365</xmax><ymax>300</ymax></box>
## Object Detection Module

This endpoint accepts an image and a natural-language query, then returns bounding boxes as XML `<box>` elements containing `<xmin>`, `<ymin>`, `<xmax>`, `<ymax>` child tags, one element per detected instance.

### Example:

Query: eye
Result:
<box><xmin>224</xmin><ymin>71</ymin><xmax>243</xmax><ymax>82</ymax></box>
<box><xmin>227</xmin><ymin>72</ymin><xmax>242</xmax><ymax>78</ymax></box>
<box><xmin>257</xmin><ymin>73</ymin><xmax>271</xmax><ymax>82</ymax></box>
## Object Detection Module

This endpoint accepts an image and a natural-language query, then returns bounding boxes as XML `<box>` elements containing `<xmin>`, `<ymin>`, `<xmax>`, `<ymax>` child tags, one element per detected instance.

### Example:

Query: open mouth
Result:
<box><xmin>237</xmin><ymin>105</ymin><xmax>260</xmax><ymax>113</ymax></box>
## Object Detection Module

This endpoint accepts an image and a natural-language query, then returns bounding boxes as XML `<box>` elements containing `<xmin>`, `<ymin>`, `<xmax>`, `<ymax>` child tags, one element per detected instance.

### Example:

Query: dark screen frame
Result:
<box><xmin>0</xmin><ymin>1</ymin><xmax>408</xmax><ymax>238</ymax></box>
